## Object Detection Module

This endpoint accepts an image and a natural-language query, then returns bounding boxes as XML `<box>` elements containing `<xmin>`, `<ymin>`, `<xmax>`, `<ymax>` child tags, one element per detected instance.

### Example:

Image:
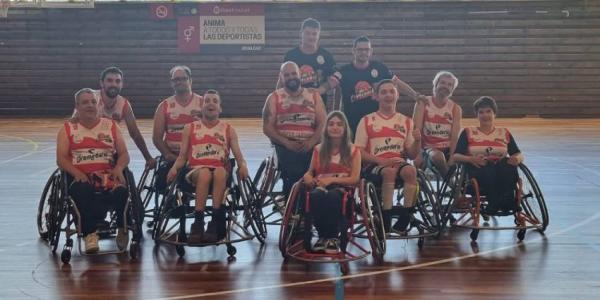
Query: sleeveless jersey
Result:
<box><xmin>272</xmin><ymin>88</ymin><xmax>318</xmax><ymax>141</ymax></box>
<box><xmin>187</xmin><ymin>120</ymin><xmax>230</xmax><ymax>169</ymax></box>
<box><xmin>65</xmin><ymin>117</ymin><xmax>117</xmax><ymax>174</ymax></box>
<box><xmin>465</xmin><ymin>126</ymin><xmax>511</xmax><ymax>162</ymax></box>
<box><xmin>422</xmin><ymin>96</ymin><xmax>456</xmax><ymax>150</ymax></box>
<box><xmin>312</xmin><ymin>144</ymin><xmax>358</xmax><ymax>178</ymax></box>
<box><xmin>356</xmin><ymin>112</ymin><xmax>412</xmax><ymax>159</ymax></box>
<box><xmin>94</xmin><ymin>90</ymin><xmax>131</xmax><ymax>123</ymax></box>
<box><xmin>160</xmin><ymin>93</ymin><xmax>203</xmax><ymax>153</ymax></box>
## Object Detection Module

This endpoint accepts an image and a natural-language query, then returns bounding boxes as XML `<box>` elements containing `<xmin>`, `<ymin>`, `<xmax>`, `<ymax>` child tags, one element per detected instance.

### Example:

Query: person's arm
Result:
<box><xmin>302</xmin><ymin>149</ymin><xmax>317</xmax><ymax>187</ymax></box>
<box><xmin>449</xmin><ymin>104</ymin><xmax>462</xmax><ymax>156</ymax></box>
<box><xmin>262</xmin><ymin>93</ymin><xmax>296</xmax><ymax>149</ymax></box>
<box><xmin>167</xmin><ymin>124</ymin><xmax>191</xmax><ymax>183</ymax></box>
<box><xmin>412</xmin><ymin>101</ymin><xmax>425</xmax><ymax>135</ymax></box>
<box><xmin>111</xmin><ymin>125</ymin><xmax>130</xmax><ymax>184</ymax></box>
<box><xmin>506</xmin><ymin>132</ymin><xmax>524</xmax><ymax>166</ymax></box>
<box><xmin>405</xmin><ymin>120</ymin><xmax>421</xmax><ymax>160</ymax></box>
<box><xmin>303</xmin><ymin>93</ymin><xmax>326</xmax><ymax>151</ymax></box>
<box><xmin>56</xmin><ymin>126</ymin><xmax>88</xmax><ymax>183</ymax></box>
<box><xmin>228</xmin><ymin>126</ymin><xmax>249</xmax><ymax>179</ymax></box>
<box><xmin>122</xmin><ymin>103</ymin><xmax>155</xmax><ymax>168</ymax></box>
<box><xmin>152</xmin><ymin>102</ymin><xmax>177</xmax><ymax>161</ymax></box>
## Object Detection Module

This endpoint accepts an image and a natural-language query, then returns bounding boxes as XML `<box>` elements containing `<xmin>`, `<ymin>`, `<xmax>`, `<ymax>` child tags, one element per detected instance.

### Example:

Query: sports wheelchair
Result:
<box><xmin>152</xmin><ymin>163</ymin><xmax>266</xmax><ymax>257</ymax></box>
<box><xmin>364</xmin><ymin>168</ymin><xmax>441</xmax><ymax>249</ymax></box>
<box><xmin>252</xmin><ymin>154</ymin><xmax>286</xmax><ymax>226</ymax></box>
<box><xmin>37</xmin><ymin>168</ymin><xmax>144</xmax><ymax>263</ymax></box>
<box><xmin>437</xmin><ymin>163</ymin><xmax>549</xmax><ymax>242</ymax></box>
<box><xmin>278</xmin><ymin>179</ymin><xmax>386</xmax><ymax>274</ymax></box>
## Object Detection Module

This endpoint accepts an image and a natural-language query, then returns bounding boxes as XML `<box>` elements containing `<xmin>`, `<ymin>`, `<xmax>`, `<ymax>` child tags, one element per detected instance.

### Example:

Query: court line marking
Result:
<box><xmin>154</xmin><ymin>211</ymin><xmax>600</xmax><ymax>300</ymax></box>
<box><xmin>0</xmin><ymin>146</ymin><xmax>55</xmax><ymax>166</ymax></box>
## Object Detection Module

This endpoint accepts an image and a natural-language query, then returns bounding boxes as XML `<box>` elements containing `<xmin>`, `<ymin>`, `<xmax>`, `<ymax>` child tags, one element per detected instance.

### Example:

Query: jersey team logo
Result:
<box><xmin>214</xmin><ymin>132</ymin><xmax>225</xmax><ymax>143</ymax></box>
<box><xmin>352</xmin><ymin>81</ymin><xmax>374</xmax><ymax>102</ymax></box>
<box><xmin>371</xmin><ymin>69</ymin><xmax>379</xmax><ymax>78</ymax></box>
<box><xmin>394</xmin><ymin>123</ymin><xmax>406</xmax><ymax>133</ymax></box>
<box><xmin>316</xmin><ymin>55</ymin><xmax>325</xmax><ymax>65</ymax></box>
<box><xmin>73</xmin><ymin>133</ymin><xmax>83</xmax><ymax>144</ymax></box>
<box><xmin>444</xmin><ymin>112</ymin><xmax>452</xmax><ymax>121</ymax></box>
<box><xmin>300</xmin><ymin>65</ymin><xmax>317</xmax><ymax>86</ymax></box>
<box><xmin>97</xmin><ymin>133</ymin><xmax>113</xmax><ymax>143</ymax></box>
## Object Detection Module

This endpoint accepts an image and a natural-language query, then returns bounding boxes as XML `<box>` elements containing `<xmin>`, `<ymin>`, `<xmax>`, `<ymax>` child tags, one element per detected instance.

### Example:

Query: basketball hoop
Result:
<box><xmin>0</xmin><ymin>0</ymin><xmax>9</xmax><ymax>18</ymax></box>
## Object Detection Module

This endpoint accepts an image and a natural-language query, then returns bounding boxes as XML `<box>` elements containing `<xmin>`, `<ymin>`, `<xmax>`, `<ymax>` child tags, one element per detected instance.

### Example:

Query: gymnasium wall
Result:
<box><xmin>1</xmin><ymin>0</ymin><xmax>599</xmax><ymax>117</ymax></box>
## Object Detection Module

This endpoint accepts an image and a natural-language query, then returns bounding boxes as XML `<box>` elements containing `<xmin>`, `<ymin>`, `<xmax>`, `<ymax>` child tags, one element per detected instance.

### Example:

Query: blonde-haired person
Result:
<box><xmin>303</xmin><ymin>111</ymin><xmax>361</xmax><ymax>254</ymax></box>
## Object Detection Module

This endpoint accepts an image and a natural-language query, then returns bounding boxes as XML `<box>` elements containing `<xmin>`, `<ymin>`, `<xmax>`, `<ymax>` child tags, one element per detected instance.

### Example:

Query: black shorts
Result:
<box><xmin>362</xmin><ymin>162</ymin><xmax>412</xmax><ymax>186</ymax></box>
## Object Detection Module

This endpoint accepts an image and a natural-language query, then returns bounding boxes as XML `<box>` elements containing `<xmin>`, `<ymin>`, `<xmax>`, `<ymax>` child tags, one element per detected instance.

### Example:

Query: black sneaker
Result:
<box><xmin>188</xmin><ymin>222</ymin><xmax>204</xmax><ymax>244</ymax></box>
<box><xmin>203</xmin><ymin>220</ymin><xmax>218</xmax><ymax>243</ymax></box>
<box><xmin>313</xmin><ymin>238</ymin><xmax>326</xmax><ymax>252</ymax></box>
<box><xmin>392</xmin><ymin>208</ymin><xmax>410</xmax><ymax>233</ymax></box>
<box><xmin>324</xmin><ymin>238</ymin><xmax>340</xmax><ymax>254</ymax></box>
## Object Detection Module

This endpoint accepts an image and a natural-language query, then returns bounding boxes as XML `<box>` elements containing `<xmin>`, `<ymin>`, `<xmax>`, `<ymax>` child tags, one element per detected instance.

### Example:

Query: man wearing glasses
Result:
<box><xmin>152</xmin><ymin>65</ymin><xmax>204</xmax><ymax>191</ymax></box>
<box><xmin>332</xmin><ymin>36</ymin><xmax>423</xmax><ymax>135</ymax></box>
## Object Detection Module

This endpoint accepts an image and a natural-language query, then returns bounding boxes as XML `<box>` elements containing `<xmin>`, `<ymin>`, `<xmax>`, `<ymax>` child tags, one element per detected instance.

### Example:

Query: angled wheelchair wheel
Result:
<box><xmin>278</xmin><ymin>182</ymin><xmax>303</xmax><ymax>258</ymax></box>
<box><xmin>518</xmin><ymin>164</ymin><xmax>549</xmax><ymax>232</ymax></box>
<box><xmin>238</xmin><ymin>175</ymin><xmax>267</xmax><ymax>244</ymax></box>
<box><xmin>37</xmin><ymin>169</ymin><xmax>60</xmax><ymax>241</ymax></box>
<box><xmin>362</xmin><ymin>181</ymin><xmax>386</xmax><ymax>263</ymax></box>
<box><xmin>416</xmin><ymin>170</ymin><xmax>441</xmax><ymax>234</ymax></box>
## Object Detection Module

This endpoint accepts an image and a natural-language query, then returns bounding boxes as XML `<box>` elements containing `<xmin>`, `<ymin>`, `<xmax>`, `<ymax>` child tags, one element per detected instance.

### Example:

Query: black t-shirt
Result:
<box><xmin>336</xmin><ymin>60</ymin><xmax>393</xmax><ymax>133</ymax></box>
<box><xmin>284</xmin><ymin>46</ymin><xmax>336</xmax><ymax>102</ymax></box>
<box><xmin>455</xmin><ymin>129</ymin><xmax>521</xmax><ymax>156</ymax></box>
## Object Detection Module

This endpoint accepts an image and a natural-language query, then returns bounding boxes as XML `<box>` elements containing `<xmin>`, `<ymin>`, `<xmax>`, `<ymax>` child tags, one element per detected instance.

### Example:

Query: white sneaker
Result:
<box><xmin>313</xmin><ymin>238</ymin><xmax>326</xmax><ymax>252</ymax></box>
<box><xmin>324</xmin><ymin>238</ymin><xmax>340</xmax><ymax>254</ymax></box>
<box><xmin>84</xmin><ymin>232</ymin><xmax>99</xmax><ymax>254</ymax></box>
<box><xmin>116</xmin><ymin>228</ymin><xmax>129</xmax><ymax>251</ymax></box>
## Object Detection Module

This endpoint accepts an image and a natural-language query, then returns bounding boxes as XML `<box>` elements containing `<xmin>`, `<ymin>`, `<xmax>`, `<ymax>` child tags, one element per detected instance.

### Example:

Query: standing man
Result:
<box><xmin>281</xmin><ymin>18</ymin><xmax>338</xmax><ymax>110</ymax></box>
<box><xmin>263</xmin><ymin>61</ymin><xmax>327</xmax><ymax>198</ymax></box>
<box><xmin>333</xmin><ymin>36</ymin><xmax>423</xmax><ymax>134</ymax></box>
<box><xmin>152</xmin><ymin>65</ymin><xmax>204</xmax><ymax>191</ymax></box>
<box><xmin>412</xmin><ymin>71</ymin><xmax>462</xmax><ymax>176</ymax></box>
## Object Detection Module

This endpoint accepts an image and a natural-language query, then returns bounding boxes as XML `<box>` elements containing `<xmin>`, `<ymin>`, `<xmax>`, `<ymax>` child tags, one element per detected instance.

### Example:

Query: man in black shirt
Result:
<box><xmin>281</xmin><ymin>18</ymin><xmax>337</xmax><ymax>110</ymax></box>
<box><xmin>333</xmin><ymin>36</ymin><xmax>424</xmax><ymax>134</ymax></box>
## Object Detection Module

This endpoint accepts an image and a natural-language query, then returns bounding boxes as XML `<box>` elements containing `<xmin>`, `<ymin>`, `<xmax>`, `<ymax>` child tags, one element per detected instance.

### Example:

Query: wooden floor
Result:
<box><xmin>1</xmin><ymin>118</ymin><xmax>600</xmax><ymax>300</ymax></box>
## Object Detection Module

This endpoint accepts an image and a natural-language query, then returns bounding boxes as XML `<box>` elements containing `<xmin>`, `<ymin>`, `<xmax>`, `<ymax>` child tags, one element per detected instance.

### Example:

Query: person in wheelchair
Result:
<box><xmin>355</xmin><ymin>79</ymin><xmax>421</xmax><ymax>234</ymax></box>
<box><xmin>56</xmin><ymin>88</ymin><xmax>130</xmax><ymax>254</ymax></box>
<box><xmin>302</xmin><ymin>111</ymin><xmax>361</xmax><ymax>254</ymax></box>
<box><xmin>452</xmin><ymin>96</ymin><xmax>524</xmax><ymax>214</ymax></box>
<box><xmin>153</xmin><ymin>65</ymin><xmax>204</xmax><ymax>193</ymax></box>
<box><xmin>412</xmin><ymin>71</ymin><xmax>462</xmax><ymax>176</ymax></box>
<box><xmin>166</xmin><ymin>90</ymin><xmax>249</xmax><ymax>244</ymax></box>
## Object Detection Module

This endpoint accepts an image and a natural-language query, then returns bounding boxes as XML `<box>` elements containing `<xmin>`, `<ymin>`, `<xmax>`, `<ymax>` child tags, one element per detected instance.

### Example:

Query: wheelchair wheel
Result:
<box><xmin>361</xmin><ymin>181</ymin><xmax>386</xmax><ymax>263</ymax></box>
<box><xmin>518</xmin><ymin>164</ymin><xmax>549</xmax><ymax>232</ymax></box>
<box><xmin>278</xmin><ymin>182</ymin><xmax>303</xmax><ymax>258</ymax></box>
<box><xmin>254</xmin><ymin>156</ymin><xmax>284</xmax><ymax>226</ymax></box>
<box><xmin>415</xmin><ymin>170</ymin><xmax>441</xmax><ymax>234</ymax></box>
<box><xmin>238</xmin><ymin>175</ymin><xmax>267</xmax><ymax>244</ymax></box>
<box><xmin>50</xmin><ymin>173</ymin><xmax>70</xmax><ymax>253</ymax></box>
<box><xmin>37</xmin><ymin>169</ymin><xmax>60</xmax><ymax>241</ymax></box>
<box><xmin>125</xmin><ymin>169</ymin><xmax>144</xmax><ymax>245</ymax></box>
<box><xmin>437</xmin><ymin>164</ymin><xmax>467</xmax><ymax>228</ymax></box>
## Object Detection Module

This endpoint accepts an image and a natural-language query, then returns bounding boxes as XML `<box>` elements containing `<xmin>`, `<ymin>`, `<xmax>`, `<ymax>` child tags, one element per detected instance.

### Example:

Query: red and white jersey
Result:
<box><xmin>94</xmin><ymin>90</ymin><xmax>131</xmax><ymax>123</ymax></box>
<box><xmin>187</xmin><ymin>120</ymin><xmax>231</xmax><ymax>169</ymax></box>
<box><xmin>64</xmin><ymin>117</ymin><xmax>118</xmax><ymax>174</ymax></box>
<box><xmin>272</xmin><ymin>88</ymin><xmax>318</xmax><ymax>141</ymax></box>
<box><xmin>421</xmin><ymin>96</ymin><xmax>456</xmax><ymax>150</ymax></box>
<box><xmin>312</xmin><ymin>144</ymin><xmax>359</xmax><ymax>178</ymax></box>
<box><xmin>160</xmin><ymin>93</ymin><xmax>203</xmax><ymax>154</ymax></box>
<box><xmin>465</xmin><ymin>126</ymin><xmax>511</xmax><ymax>161</ymax></box>
<box><xmin>355</xmin><ymin>111</ymin><xmax>412</xmax><ymax>160</ymax></box>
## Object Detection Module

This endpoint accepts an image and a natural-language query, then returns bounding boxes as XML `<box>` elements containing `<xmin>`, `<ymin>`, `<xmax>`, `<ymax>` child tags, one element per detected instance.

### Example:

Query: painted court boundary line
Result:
<box><xmin>154</xmin><ymin>211</ymin><xmax>600</xmax><ymax>300</ymax></box>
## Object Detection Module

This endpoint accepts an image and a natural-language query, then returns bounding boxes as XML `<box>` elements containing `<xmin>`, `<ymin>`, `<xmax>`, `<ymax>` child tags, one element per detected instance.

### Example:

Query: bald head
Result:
<box><xmin>280</xmin><ymin>61</ymin><xmax>302</xmax><ymax>92</ymax></box>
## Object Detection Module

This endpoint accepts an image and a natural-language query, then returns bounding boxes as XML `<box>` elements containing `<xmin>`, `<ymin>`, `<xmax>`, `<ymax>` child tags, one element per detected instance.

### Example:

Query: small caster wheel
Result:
<box><xmin>129</xmin><ymin>242</ymin><xmax>139</xmax><ymax>260</ymax></box>
<box><xmin>517</xmin><ymin>229</ymin><xmax>526</xmax><ymax>241</ymax></box>
<box><xmin>227</xmin><ymin>244</ymin><xmax>237</xmax><ymax>256</ymax></box>
<box><xmin>482</xmin><ymin>214</ymin><xmax>490</xmax><ymax>222</ymax></box>
<box><xmin>340</xmin><ymin>263</ymin><xmax>349</xmax><ymax>275</ymax></box>
<box><xmin>417</xmin><ymin>237</ymin><xmax>424</xmax><ymax>249</ymax></box>
<box><xmin>61</xmin><ymin>249</ymin><xmax>71</xmax><ymax>264</ymax></box>
<box><xmin>176</xmin><ymin>245</ymin><xmax>185</xmax><ymax>257</ymax></box>
<box><xmin>470</xmin><ymin>229</ymin><xmax>479</xmax><ymax>241</ymax></box>
<box><xmin>146</xmin><ymin>220</ymin><xmax>154</xmax><ymax>228</ymax></box>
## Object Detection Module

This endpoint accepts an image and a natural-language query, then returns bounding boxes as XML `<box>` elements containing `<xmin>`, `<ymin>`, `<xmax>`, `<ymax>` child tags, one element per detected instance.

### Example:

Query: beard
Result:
<box><xmin>105</xmin><ymin>87</ymin><xmax>120</xmax><ymax>98</ymax></box>
<box><xmin>285</xmin><ymin>78</ymin><xmax>301</xmax><ymax>92</ymax></box>
<box><xmin>435</xmin><ymin>87</ymin><xmax>451</xmax><ymax>98</ymax></box>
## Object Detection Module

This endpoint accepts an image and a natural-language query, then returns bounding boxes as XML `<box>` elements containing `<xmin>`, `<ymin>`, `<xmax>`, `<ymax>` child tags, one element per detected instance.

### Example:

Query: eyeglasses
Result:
<box><xmin>171</xmin><ymin>77</ymin><xmax>189</xmax><ymax>83</ymax></box>
<box><xmin>354</xmin><ymin>48</ymin><xmax>371</xmax><ymax>52</ymax></box>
